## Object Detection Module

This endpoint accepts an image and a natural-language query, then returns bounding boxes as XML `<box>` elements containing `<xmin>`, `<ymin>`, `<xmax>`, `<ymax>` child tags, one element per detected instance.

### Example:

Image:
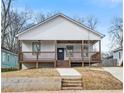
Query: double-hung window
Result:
<box><xmin>66</xmin><ymin>45</ymin><xmax>73</xmax><ymax>57</ymax></box>
<box><xmin>32</xmin><ymin>42</ymin><xmax>41</xmax><ymax>54</ymax></box>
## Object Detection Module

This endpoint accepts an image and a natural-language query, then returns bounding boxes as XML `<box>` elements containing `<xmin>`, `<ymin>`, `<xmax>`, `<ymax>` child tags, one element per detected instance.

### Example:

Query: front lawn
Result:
<box><xmin>75</xmin><ymin>67</ymin><xmax>123</xmax><ymax>90</ymax></box>
<box><xmin>2</xmin><ymin>68</ymin><xmax>59</xmax><ymax>77</ymax></box>
<box><xmin>2</xmin><ymin>67</ymin><xmax>123</xmax><ymax>90</ymax></box>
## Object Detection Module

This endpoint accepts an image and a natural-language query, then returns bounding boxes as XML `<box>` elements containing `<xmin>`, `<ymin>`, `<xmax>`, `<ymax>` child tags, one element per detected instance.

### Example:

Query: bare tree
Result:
<box><xmin>1</xmin><ymin>0</ymin><xmax>31</xmax><ymax>52</ymax></box>
<box><xmin>4</xmin><ymin>11</ymin><xmax>31</xmax><ymax>52</ymax></box>
<box><xmin>73</xmin><ymin>16</ymin><xmax>84</xmax><ymax>24</ymax></box>
<box><xmin>34</xmin><ymin>11</ymin><xmax>59</xmax><ymax>24</ymax></box>
<box><xmin>34</xmin><ymin>13</ymin><xmax>46</xmax><ymax>24</ymax></box>
<box><xmin>1</xmin><ymin>0</ymin><xmax>12</xmax><ymax>47</ymax></box>
<box><xmin>109</xmin><ymin>17</ymin><xmax>123</xmax><ymax>49</ymax></box>
<box><xmin>74</xmin><ymin>16</ymin><xmax>98</xmax><ymax>30</ymax></box>
<box><xmin>46</xmin><ymin>11</ymin><xmax>59</xmax><ymax>18</ymax></box>
<box><xmin>85</xmin><ymin>16</ymin><xmax>98</xmax><ymax>30</ymax></box>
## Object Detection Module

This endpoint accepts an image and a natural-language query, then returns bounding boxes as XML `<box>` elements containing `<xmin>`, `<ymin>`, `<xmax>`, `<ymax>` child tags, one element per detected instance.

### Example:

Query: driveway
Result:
<box><xmin>103</xmin><ymin>67</ymin><xmax>123</xmax><ymax>82</ymax></box>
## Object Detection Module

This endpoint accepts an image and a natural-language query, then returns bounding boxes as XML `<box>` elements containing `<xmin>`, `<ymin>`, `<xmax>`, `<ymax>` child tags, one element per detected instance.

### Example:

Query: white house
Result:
<box><xmin>113</xmin><ymin>47</ymin><xmax>123</xmax><ymax>66</ymax></box>
<box><xmin>16</xmin><ymin>13</ymin><xmax>105</xmax><ymax>69</ymax></box>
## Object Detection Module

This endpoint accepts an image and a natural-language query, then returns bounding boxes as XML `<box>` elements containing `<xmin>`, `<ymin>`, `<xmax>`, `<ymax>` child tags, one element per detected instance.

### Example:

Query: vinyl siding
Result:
<box><xmin>22</xmin><ymin>40</ymin><xmax>55</xmax><ymax>52</ymax></box>
<box><xmin>1</xmin><ymin>49</ymin><xmax>18</xmax><ymax>69</ymax></box>
<box><xmin>18</xmin><ymin>16</ymin><xmax>101</xmax><ymax>40</ymax></box>
<box><xmin>22</xmin><ymin>40</ymin><xmax>55</xmax><ymax>60</ymax></box>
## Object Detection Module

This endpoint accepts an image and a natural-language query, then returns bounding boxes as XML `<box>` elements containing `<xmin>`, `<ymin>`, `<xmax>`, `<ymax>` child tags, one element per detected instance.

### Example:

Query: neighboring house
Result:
<box><xmin>113</xmin><ymin>47</ymin><xmax>123</xmax><ymax>66</ymax></box>
<box><xmin>1</xmin><ymin>47</ymin><xmax>18</xmax><ymax>69</ymax></box>
<box><xmin>102</xmin><ymin>47</ymin><xmax>123</xmax><ymax>67</ymax></box>
<box><xmin>102</xmin><ymin>55</ymin><xmax>117</xmax><ymax>67</ymax></box>
<box><xmin>16</xmin><ymin>13</ymin><xmax>105</xmax><ymax>69</ymax></box>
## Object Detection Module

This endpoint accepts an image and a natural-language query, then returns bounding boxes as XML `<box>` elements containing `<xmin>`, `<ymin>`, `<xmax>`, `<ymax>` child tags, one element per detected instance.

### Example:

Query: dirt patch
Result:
<box><xmin>75</xmin><ymin>67</ymin><xmax>123</xmax><ymax>90</ymax></box>
<box><xmin>2</xmin><ymin>68</ymin><xmax>59</xmax><ymax>78</ymax></box>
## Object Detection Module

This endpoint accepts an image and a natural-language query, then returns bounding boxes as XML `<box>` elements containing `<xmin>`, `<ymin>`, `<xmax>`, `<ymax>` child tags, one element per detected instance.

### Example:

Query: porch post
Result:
<box><xmin>99</xmin><ymin>40</ymin><xmax>101</xmax><ymax>66</ymax></box>
<box><xmin>36</xmin><ymin>40</ymin><xmax>40</xmax><ymax>69</ymax></box>
<box><xmin>69</xmin><ymin>53</ymin><xmax>71</xmax><ymax>67</ymax></box>
<box><xmin>54</xmin><ymin>40</ymin><xmax>57</xmax><ymax>67</ymax></box>
<box><xmin>81</xmin><ymin>40</ymin><xmax>84</xmax><ymax>67</ymax></box>
<box><xmin>88</xmin><ymin>40</ymin><xmax>91</xmax><ymax>67</ymax></box>
<box><xmin>36</xmin><ymin>52</ymin><xmax>38</xmax><ymax>69</ymax></box>
<box><xmin>18</xmin><ymin>40</ymin><xmax>21</xmax><ymax>69</ymax></box>
<box><xmin>36</xmin><ymin>62</ymin><xmax>38</xmax><ymax>69</ymax></box>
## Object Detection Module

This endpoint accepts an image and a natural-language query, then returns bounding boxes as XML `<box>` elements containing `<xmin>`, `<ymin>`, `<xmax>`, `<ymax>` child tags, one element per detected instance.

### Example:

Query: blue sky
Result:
<box><xmin>13</xmin><ymin>0</ymin><xmax>123</xmax><ymax>52</ymax></box>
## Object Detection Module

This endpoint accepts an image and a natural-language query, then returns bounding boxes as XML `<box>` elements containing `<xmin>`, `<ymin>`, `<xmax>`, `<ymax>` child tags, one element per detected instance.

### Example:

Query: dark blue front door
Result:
<box><xmin>57</xmin><ymin>48</ymin><xmax>64</xmax><ymax>60</ymax></box>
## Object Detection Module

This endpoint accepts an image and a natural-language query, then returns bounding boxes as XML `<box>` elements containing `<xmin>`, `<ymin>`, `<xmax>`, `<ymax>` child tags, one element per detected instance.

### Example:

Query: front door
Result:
<box><xmin>57</xmin><ymin>48</ymin><xmax>64</xmax><ymax>60</ymax></box>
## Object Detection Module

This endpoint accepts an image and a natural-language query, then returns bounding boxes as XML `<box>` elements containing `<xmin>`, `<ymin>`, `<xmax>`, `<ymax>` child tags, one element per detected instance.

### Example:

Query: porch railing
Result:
<box><xmin>19</xmin><ymin>51</ymin><xmax>56</xmax><ymax>61</ymax></box>
<box><xmin>19</xmin><ymin>51</ymin><xmax>101</xmax><ymax>62</ymax></box>
<box><xmin>69</xmin><ymin>51</ymin><xmax>101</xmax><ymax>62</ymax></box>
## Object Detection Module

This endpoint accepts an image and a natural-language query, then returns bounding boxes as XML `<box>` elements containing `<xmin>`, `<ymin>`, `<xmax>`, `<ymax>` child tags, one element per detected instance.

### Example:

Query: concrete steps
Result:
<box><xmin>57</xmin><ymin>68</ymin><xmax>82</xmax><ymax>90</ymax></box>
<box><xmin>62</xmin><ymin>86</ymin><xmax>83</xmax><ymax>90</ymax></box>
<box><xmin>62</xmin><ymin>77</ymin><xmax>83</xmax><ymax>90</ymax></box>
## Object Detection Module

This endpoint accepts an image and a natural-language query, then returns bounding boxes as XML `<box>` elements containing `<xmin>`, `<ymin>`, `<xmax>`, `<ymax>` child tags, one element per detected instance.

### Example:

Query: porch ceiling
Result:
<box><xmin>57</xmin><ymin>40</ymin><xmax>98</xmax><ymax>45</ymax></box>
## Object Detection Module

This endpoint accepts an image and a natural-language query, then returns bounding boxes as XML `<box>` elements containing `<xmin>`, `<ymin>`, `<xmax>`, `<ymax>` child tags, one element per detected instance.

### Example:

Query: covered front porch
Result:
<box><xmin>19</xmin><ymin>40</ymin><xmax>101</xmax><ymax>69</ymax></box>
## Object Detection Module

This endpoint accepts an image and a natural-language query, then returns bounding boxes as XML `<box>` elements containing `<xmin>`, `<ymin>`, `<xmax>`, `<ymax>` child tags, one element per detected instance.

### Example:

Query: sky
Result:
<box><xmin>13</xmin><ymin>0</ymin><xmax>123</xmax><ymax>52</ymax></box>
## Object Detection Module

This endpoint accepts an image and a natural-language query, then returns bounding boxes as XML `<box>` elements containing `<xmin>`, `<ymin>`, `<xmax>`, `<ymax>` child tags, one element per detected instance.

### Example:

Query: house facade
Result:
<box><xmin>16</xmin><ymin>13</ymin><xmax>104</xmax><ymax>69</ymax></box>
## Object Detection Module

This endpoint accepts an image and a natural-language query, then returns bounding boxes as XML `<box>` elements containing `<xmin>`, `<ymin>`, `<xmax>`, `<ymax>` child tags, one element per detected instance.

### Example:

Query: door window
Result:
<box><xmin>59</xmin><ymin>49</ymin><xmax>63</xmax><ymax>52</ymax></box>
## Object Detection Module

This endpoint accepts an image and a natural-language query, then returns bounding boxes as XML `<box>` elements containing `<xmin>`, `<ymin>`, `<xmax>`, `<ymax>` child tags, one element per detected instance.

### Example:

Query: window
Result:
<box><xmin>2</xmin><ymin>53</ymin><xmax>6</xmax><ymax>62</ymax></box>
<box><xmin>32</xmin><ymin>42</ymin><xmax>41</xmax><ymax>53</ymax></box>
<box><xmin>66</xmin><ymin>45</ymin><xmax>73</xmax><ymax>57</ymax></box>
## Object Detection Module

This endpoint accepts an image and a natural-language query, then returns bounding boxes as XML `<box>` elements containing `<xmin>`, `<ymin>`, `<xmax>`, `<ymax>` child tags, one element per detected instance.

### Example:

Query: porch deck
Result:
<box><xmin>19</xmin><ymin>51</ymin><xmax>101</xmax><ymax>68</ymax></box>
<box><xmin>19</xmin><ymin>40</ymin><xmax>101</xmax><ymax>68</ymax></box>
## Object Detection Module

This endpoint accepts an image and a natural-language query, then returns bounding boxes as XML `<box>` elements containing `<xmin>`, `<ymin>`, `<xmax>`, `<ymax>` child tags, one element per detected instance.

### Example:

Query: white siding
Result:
<box><xmin>22</xmin><ymin>40</ymin><xmax>32</xmax><ymax>52</ymax></box>
<box><xmin>40</xmin><ymin>40</ymin><xmax>55</xmax><ymax>51</ymax></box>
<box><xmin>18</xmin><ymin>16</ymin><xmax>101</xmax><ymax>40</ymax></box>
<box><xmin>22</xmin><ymin>40</ymin><xmax>55</xmax><ymax>60</ymax></box>
<box><xmin>22</xmin><ymin>40</ymin><xmax>55</xmax><ymax>52</ymax></box>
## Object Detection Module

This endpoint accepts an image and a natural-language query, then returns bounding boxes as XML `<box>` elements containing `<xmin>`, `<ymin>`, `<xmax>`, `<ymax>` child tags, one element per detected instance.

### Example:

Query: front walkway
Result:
<box><xmin>103</xmin><ymin>67</ymin><xmax>123</xmax><ymax>82</ymax></box>
<box><xmin>56</xmin><ymin>68</ymin><xmax>81</xmax><ymax>77</ymax></box>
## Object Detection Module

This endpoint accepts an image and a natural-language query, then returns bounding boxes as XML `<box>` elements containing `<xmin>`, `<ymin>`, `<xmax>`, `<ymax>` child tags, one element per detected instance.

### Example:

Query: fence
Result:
<box><xmin>102</xmin><ymin>59</ymin><xmax>117</xmax><ymax>67</ymax></box>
